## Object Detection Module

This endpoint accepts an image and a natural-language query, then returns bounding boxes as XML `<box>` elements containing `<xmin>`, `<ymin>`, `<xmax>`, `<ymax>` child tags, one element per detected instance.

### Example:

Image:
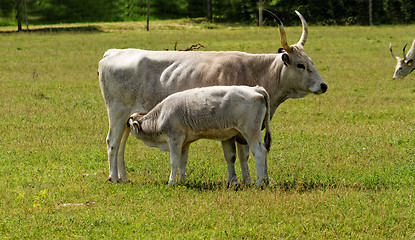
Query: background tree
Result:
<box><xmin>1</xmin><ymin>0</ymin><xmax>414</xmax><ymax>28</ymax></box>
<box><xmin>207</xmin><ymin>0</ymin><xmax>212</xmax><ymax>22</ymax></box>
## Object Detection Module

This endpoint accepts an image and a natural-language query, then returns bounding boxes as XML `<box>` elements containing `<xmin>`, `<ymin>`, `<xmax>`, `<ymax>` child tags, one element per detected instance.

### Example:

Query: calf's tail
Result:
<box><xmin>256</xmin><ymin>86</ymin><xmax>272</xmax><ymax>152</ymax></box>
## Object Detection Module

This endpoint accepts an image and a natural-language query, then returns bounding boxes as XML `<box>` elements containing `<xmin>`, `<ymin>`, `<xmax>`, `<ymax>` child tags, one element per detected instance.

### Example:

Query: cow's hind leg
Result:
<box><xmin>106</xmin><ymin>112</ymin><xmax>130</xmax><ymax>183</ymax></box>
<box><xmin>222</xmin><ymin>138</ymin><xmax>240</xmax><ymax>185</ymax></box>
<box><xmin>117</xmin><ymin>127</ymin><xmax>130</xmax><ymax>183</ymax></box>
<box><xmin>237</xmin><ymin>143</ymin><xmax>253</xmax><ymax>185</ymax></box>
<box><xmin>248</xmin><ymin>138</ymin><xmax>269</xmax><ymax>187</ymax></box>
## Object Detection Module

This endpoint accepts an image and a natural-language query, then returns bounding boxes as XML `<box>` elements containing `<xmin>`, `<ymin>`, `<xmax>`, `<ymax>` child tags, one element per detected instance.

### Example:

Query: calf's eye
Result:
<box><xmin>297</xmin><ymin>64</ymin><xmax>305</xmax><ymax>69</ymax></box>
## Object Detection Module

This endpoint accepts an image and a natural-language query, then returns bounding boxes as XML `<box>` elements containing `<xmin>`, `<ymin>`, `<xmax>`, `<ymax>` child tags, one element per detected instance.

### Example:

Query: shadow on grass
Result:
<box><xmin>0</xmin><ymin>25</ymin><xmax>102</xmax><ymax>34</ymax></box>
<box><xmin>144</xmin><ymin>179</ymin><xmax>389</xmax><ymax>192</ymax></box>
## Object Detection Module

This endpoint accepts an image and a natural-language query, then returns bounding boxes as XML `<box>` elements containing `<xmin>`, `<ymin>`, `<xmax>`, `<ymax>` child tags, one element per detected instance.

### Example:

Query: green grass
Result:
<box><xmin>1</xmin><ymin>20</ymin><xmax>415</xmax><ymax>238</ymax></box>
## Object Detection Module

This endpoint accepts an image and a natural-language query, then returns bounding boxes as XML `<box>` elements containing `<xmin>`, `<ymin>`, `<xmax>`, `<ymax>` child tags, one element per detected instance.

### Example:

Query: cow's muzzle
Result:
<box><xmin>320</xmin><ymin>83</ymin><xmax>328</xmax><ymax>93</ymax></box>
<box><xmin>313</xmin><ymin>83</ymin><xmax>328</xmax><ymax>94</ymax></box>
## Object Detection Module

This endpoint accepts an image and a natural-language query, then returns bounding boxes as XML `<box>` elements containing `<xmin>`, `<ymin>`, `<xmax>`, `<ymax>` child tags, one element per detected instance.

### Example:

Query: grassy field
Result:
<box><xmin>1</xmin><ymin>20</ymin><xmax>415</xmax><ymax>238</ymax></box>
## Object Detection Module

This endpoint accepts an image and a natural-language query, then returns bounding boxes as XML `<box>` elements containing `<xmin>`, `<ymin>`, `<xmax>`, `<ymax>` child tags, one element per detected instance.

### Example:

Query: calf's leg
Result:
<box><xmin>178</xmin><ymin>143</ymin><xmax>190</xmax><ymax>185</ymax></box>
<box><xmin>168</xmin><ymin>135</ymin><xmax>185</xmax><ymax>186</ymax></box>
<box><xmin>237</xmin><ymin>143</ymin><xmax>253</xmax><ymax>185</ymax></box>
<box><xmin>222</xmin><ymin>138</ymin><xmax>239</xmax><ymax>185</ymax></box>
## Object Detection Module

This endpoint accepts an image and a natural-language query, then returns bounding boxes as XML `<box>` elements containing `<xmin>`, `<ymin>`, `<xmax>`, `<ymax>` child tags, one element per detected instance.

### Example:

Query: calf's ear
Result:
<box><xmin>127</xmin><ymin>117</ymin><xmax>141</xmax><ymax>130</ymax></box>
<box><xmin>132</xmin><ymin>120</ymin><xmax>142</xmax><ymax>130</ymax></box>
<box><xmin>406</xmin><ymin>59</ymin><xmax>412</xmax><ymax>66</ymax></box>
<box><xmin>281</xmin><ymin>53</ymin><xmax>290</xmax><ymax>66</ymax></box>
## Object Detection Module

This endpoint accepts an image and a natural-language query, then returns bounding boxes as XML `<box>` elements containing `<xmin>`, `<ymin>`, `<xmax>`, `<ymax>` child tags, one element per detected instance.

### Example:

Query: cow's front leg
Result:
<box><xmin>168</xmin><ymin>135</ymin><xmax>185</xmax><ymax>186</ymax></box>
<box><xmin>222</xmin><ymin>138</ymin><xmax>239</xmax><ymax>185</ymax></box>
<box><xmin>237</xmin><ymin>143</ymin><xmax>253</xmax><ymax>185</ymax></box>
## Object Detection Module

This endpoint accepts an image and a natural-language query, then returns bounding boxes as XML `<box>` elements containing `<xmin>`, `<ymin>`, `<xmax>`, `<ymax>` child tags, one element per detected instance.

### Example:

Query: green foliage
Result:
<box><xmin>213</xmin><ymin>0</ymin><xmax>258</xmax><ymax>23</ymax></box>
<box><xmin>264</xmin><ymin>0</ymin><xmax>415</xmax><ymax>25</ymax></box>
<box><xmin>1</xmin><ymin>0</ymin><xmax>415</xmax><ymax>26</ymax></box>
<box><xmin>0</xmin><ymin>0</ymin><xmax>14</xmax><ymax>17</ymax></box>
<box><xmin>116</xmin><ymin>0</ymin><xmax>148</xmax><ymax>21</ymax></box>
<box><xmin>40</xmin><ymin>0</ymin><xmax>120</xmax><ymax>22</ymax></box>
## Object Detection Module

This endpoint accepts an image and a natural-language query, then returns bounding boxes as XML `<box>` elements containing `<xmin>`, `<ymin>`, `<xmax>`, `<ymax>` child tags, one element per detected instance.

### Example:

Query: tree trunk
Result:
<box><xmin>258</xmin><ymin>0</ymin><xmax>263</xmax><ymax>27</ymax></box>
<box><xmin>207</xmin><ymin>0</ymin><xmax>212</xmax><ymax>22</ymax></box>
<box><xmin>369</xmin><ymin>0</ymin><xmax>373</xmax><ymax>25</ymax></box>
<box><xmin>146</xmin><ymin>0</ymin><xmax>150</xmax><ymax>31</ymax></box>
<box><xmin>24</xmin><ymin>0</ymin><xmax>28</xmax><ymax>31</ymax></box>
<box><xmin>16</xmin><ymin>0</ymin><xmax>22</xmax><ymax>31</ymax></box>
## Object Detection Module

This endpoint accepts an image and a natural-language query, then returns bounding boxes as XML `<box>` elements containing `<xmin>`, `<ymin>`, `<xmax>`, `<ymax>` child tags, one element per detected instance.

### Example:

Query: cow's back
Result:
<box><xmin>98</xmin><ymin>49</ymin><xmax>277</xmax><ymax>113</ymax></box>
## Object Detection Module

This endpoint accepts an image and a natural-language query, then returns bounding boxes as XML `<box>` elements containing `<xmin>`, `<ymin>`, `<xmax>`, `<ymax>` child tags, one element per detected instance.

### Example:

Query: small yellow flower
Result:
<box><xmin>17</xmin><ymin>193</ymin><xmax>25</xmax><ymax>200</ymax></box>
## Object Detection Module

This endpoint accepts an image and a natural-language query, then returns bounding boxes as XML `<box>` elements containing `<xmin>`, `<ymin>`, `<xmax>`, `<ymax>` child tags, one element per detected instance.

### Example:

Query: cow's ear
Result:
<box><xmin>278</xmin><ymin>48</ymin><xmax>285</xmax><ymax>53</ymax></box>
<box><xmin>281</xmin><ymin>53</ymin><xmax>290</xmax><ymax>66</ymax></box>
<box><xmin>407</xmin><ymin>59</ymin><xmax>413</xmax><ymax>67</ymax></box>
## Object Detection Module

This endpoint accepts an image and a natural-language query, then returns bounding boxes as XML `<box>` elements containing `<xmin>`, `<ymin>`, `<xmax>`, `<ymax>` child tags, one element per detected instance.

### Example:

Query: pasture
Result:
<box><xmin>1</xmin><ymin>20</ymin><xmax>415</xmax><ymax>238</ymax></box>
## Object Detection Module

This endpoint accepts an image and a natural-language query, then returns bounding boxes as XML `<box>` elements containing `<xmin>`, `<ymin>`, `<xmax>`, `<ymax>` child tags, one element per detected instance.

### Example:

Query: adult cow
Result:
<box><xmin>390</xmin><ymin>38</ymin><xmax>415</xmax><ymax>79</ymax></box>
<box><xmin>98</xmin><ymin>11</ymin><xmax>328</xmax><ymax>184</ymax></box>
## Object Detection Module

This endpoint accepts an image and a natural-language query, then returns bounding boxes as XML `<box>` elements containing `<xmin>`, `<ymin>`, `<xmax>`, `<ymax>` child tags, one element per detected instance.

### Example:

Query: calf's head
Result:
<box><xmin>390</xmin><ymin>40</ymin><xmax>415</xmax><ymax>79</ymax></box>
<box><xmin>271</xmin><ymin>11</ymin><xmax>328</xmax><ymax>98</ymax></box>
<box><xmin>127</xmin><ymin>112</ymin><xmax>146</xmax><ymax>139</ymax></box>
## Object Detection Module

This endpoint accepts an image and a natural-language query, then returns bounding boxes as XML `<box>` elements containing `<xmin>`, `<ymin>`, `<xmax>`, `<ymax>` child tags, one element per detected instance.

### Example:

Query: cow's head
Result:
<box><xmin>270</xmin><ymin>10</ymin><xmax>327</xmax><ymax>98</ymax></box>
<box><xmin>390</xmin><ymin>40</ymin><xmax>415</xmax><ymax>79</ymax></box>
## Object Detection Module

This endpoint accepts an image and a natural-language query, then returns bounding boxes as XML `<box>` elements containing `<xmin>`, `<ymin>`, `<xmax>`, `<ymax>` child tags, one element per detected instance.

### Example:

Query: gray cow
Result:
<box><xmin>390</xmin><ymin>38</ymin><xmax>415</xmax><ymax>79</ymax></box>
<box><xmin>127</xmin><ymin>85</ymin><xmax>271</xmax><ymax>187</ymax></box>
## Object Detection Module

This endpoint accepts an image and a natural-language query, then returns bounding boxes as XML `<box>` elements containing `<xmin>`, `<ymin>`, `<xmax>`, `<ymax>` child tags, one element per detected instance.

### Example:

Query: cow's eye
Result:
<box><xmin>297</xmin><ymin>64</ymin><xmax>305</xmax><ymax>69</ymax></box>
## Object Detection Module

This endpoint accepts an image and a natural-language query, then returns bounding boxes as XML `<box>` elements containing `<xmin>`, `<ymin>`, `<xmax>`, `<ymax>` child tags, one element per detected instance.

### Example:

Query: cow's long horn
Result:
<box><xmin>390</xmin><ymin>43</ymin><xmax>399</xmax><ymax>60</ymax></box>
<box><xmin>295</xmin><ymin>11</ymin><xmax>308</xmax><ymax>47</ymax></box>
<box><xmin>403</xmin><ymin>43</ymin><xmax>408</xmax><ymax>60</ymax></box>
<box><xmin>263</xmin><ymin>9</ymin><xmax>290</xmax><ymax>52</ymax></box>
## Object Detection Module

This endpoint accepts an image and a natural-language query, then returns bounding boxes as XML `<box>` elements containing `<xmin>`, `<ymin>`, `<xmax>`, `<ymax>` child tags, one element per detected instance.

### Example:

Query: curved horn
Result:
<box><xmin>390</xmin><ymin>43</ymin><xmax>399</xmax><ymax>60</ymax></box>
<box><xmin>403</xmin><ymin>43</ymin><xmax>408</xmax><ymax>60</ymax></box>
<box><xmin>263</xmin><ymin>9</ymin><xmax>290</xmax><ymax>52</ymax></box>
<box><xmin>295</xmin><ymin>11</ymin><xmax>308</xmax><ymax>47</ymax></box>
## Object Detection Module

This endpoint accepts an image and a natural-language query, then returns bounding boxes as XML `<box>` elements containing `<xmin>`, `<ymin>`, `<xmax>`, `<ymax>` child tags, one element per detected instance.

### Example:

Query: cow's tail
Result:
<box><xmin>256</xmin><ymin>86</ymin><xmax>272</xmax><ymax>152</ymax></box>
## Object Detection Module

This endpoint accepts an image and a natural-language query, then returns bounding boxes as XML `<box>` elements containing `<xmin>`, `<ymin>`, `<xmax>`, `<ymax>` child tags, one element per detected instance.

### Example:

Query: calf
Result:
<box><xmin>127</xmin><ymin>86</ymin><xmax>272</xmax><ymax>187</ymax></box>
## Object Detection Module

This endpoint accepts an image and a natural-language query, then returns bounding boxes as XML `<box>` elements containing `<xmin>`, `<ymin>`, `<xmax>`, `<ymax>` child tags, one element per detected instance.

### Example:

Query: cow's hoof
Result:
<box><xmin>255</xmin><ymin>179</ymin><xmax>269</xmax><ymax>189</ymax></box>
<box><xmin>227</xmin><ymin>180</ymin><xmax>241</xmax><ymax>188</ymax></box>
<box><xmin>107</xmin><ymin>177</ymin><xmax>120</xmax><ymax>183</ymax></box>
<box><xmin>120</xmin><ymin>178</ymin><xmax>131</xmax><ymax>183</ymax></box>
<box><xmin>242</xmin><ymin>179</ymin><xmax>254</xmax><ymax>186</ymax></box>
